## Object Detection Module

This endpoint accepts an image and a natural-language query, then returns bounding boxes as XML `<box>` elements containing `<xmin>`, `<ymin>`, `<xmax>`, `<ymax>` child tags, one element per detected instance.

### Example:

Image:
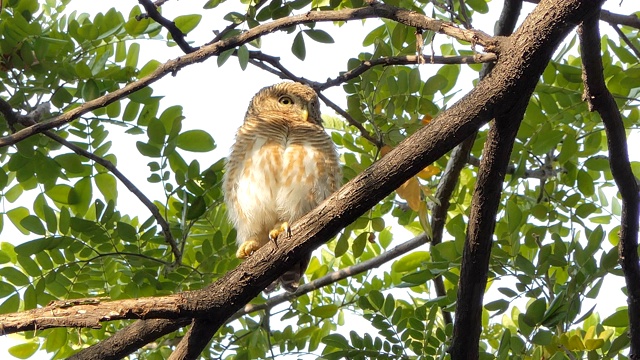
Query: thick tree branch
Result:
<box><xmin>450</xmin><ymin>0</ymin><xmax>603</xmax><ymax>357</ymax></box>
<box><xmin>0</xmin><ymin>99</ymin><xmax>182</xmax><ymax>264</ymax></box>
<box><xmin>69</xmin><ymin>233</ymin><xmax>429</xmax><ymax>359</ymax></box>
<box><xmin>428</xmin><ymin>0</ymin><xmax>523</xmax><ymax>327</ymax></box>
<box><xmin>0</xmin><ymin>2</ymin><xmax>604</xmax><ymax>359</ymax></box>
<box><xmin>0</xmin><ymin>2</ymin><xmax>495</xmax><ymax>149</ymax></box>
<box><xmin>579</xmin><ymin>13</ymin><xmax>640</xmax><ymax>357</ymax></box>
<box><xmin>449</xmin><ymin>103</ymin><xmax>527</xmax><ymax>358</ymax></box>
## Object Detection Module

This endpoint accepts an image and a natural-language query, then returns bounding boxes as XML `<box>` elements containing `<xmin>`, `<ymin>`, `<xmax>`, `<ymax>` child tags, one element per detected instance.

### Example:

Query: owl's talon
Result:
<box><xmin>236</xmin><ymin>239</ymin><xmax>261</xmax><ymax>259</ymax></box>
<box><xmin>269</xmin><ymin>222</ymin><xmax>291</xmax><ymax>244</ymax></box>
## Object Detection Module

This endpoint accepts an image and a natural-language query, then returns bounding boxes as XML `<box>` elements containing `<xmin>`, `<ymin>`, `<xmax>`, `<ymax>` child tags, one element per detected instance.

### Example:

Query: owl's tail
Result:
<box><xmin>264</xmin><ymin>252</ymin><xmax>312</xmax><ymax>293</ymax></box>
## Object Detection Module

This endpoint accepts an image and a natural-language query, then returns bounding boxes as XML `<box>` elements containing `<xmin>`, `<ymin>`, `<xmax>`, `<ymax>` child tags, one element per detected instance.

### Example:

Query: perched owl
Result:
<box><xmin>223</xmin><ymin>82</ymin><xmax>341</xmax><ymax>292</ymax></box>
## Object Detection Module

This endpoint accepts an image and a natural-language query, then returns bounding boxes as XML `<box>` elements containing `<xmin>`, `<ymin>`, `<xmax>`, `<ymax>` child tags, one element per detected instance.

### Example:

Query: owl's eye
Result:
<box><xmin>278</xmin><ymin>96</ymin><xmax>294</xmax><ymax>105</ymax></box>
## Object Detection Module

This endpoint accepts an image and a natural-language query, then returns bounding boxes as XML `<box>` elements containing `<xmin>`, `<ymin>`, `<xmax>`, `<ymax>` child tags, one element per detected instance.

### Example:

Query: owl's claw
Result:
<box><xmin>236</xmin><ymin>238</ymin><xmax>261</xmax><ymax>259</ymax></box>
<box><xmin>269</xmin><ymin>222</ymin><xmax>291</xmax><ymax>244</ymax></box>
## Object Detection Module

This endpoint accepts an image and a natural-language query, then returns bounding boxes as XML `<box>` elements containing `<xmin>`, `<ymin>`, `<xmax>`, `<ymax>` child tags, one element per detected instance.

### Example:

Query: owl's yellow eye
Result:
<box><xmin>279</xmin><ymin>96</ymin><xmax>294</xmax><ymax>105</ymax></box>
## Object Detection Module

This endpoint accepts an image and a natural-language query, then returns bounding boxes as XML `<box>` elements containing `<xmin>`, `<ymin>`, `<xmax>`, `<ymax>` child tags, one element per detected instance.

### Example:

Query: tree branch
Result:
<box><xmin>68</xmin><ymin>233</ymin><xmax>429</xmax><ymax>359</ymax></box>
<box><xmin>0</xmin><ymin>2</ymin><xmax>604</xmax><ymax>359</ymax></box>
<box><xmin>137</xmin><ymin>0</ymin><xmax>198</xmax><ymax>53</ymax></box>
<box><xmin>0</xmin><ymin>2</ymin><xmax>495</xmax><ymax>149</ymax></box>
<box><xmin>428</xmin><ymin>0</ymin><xmax>523</xmax><ymax>326</ymax></box>
<box><xmin>467</xmin><ymin>154</ymin><xmax>561</xmax><ymax>180</ymax></box>
<box><xmin>317</xmin><ymin>53</ymin><xmax>497</xmax><ymax>91</ymax></box>
<box><xmin>524</xmin><ymin>0</ymin><xmax>640</xmax><ymax>29</ymax></box>
<box><xmin>579</xmin><ymin>12</ymin><xmax>640</xmax><ymax>357</ymax></box>
<box><xmin>450</xmin><ymin>0</ymin><xmax>604</xmax><ymax>356</ymax></box>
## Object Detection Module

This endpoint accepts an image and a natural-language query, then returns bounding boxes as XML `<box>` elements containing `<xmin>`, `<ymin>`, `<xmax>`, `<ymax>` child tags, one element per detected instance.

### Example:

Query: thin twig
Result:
<box><xmin>0</xmin><ymin>3</ymin><xmax>496</xmax><ymax>149</ymax></box>
<box><xmin>318</xmin><ymin>53</ymin><xmax>497</xmax><ymax>91</ymax></box>
<box><xmin>318</xmin><ymin>93</ymin><xmax>384</xmax><ymax>148</ymax></box>
<box><xmin>138</xmin><ymin>0</ymin><xmax>198</xmax><ymax>53</ymax></box>
<box><xmin>610</xmin><ymin>23</ymin><xmax>640</xmax><ymax>59</ymax></box>
<box><xmin>524</xmin><ymin>0</ymin><xmax>640</xmax><ymax>29</ymax></box>
<box><xmin>210</xmin><ymin>0</ymin><xmax>269</xmax><ymax>44</ymax></box>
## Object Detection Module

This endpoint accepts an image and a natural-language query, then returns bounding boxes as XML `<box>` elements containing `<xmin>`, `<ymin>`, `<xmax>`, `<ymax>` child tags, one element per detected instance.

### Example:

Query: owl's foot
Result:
<box><xmin>236</xmin><ymin>238</ymin><xmax>261</xmax><ymax>259</ymax></box>
<box><xmin>269</xmin><ymin>222</ymin><xmax>291</xmax><ymax>244</ymax></box>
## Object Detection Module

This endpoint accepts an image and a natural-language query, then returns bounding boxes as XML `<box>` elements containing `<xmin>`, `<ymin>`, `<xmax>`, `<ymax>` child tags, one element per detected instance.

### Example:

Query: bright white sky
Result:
<box><xmin>1</xmin><ymin>0</ymin><xmax>638</xmax><ymax>358</ymax></box>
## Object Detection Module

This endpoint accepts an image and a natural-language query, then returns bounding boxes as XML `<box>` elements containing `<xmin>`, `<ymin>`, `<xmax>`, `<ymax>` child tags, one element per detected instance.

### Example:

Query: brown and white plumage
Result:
<box><xmin>223</xmin><ymin>82</ymin><xmax>341</xmax><ymax>292</ymax></box>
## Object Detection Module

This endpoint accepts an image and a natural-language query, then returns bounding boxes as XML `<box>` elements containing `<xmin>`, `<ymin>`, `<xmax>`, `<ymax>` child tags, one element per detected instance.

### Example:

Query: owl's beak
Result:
<box><xmin>300</xmin><ymin>106</ymin><xmax>309</xmax><ymax>122</ymax></box>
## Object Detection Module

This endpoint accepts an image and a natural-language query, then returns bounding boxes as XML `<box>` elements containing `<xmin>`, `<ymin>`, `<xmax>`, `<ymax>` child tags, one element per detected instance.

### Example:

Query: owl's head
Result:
<box><xmin>247</xmin><ymin>82</ymin><xmax>323</xmax><ymax>126</ymax></box>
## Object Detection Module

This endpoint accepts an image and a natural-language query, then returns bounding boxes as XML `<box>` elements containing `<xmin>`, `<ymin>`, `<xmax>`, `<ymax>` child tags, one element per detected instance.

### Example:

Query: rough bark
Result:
<box><xmin>579</xmin><ymin>12</ymin><xmax>640</xmax><ymax>358</ymax></box>
<box><xmin>428</xmin><ymin>0</ymin><xmax>523</xmax><ymax>327</ymax></box>
<box><xmin>0</xmin><ymin>0</ymin><xmax>609</xmax><ymax>358</ymax></box>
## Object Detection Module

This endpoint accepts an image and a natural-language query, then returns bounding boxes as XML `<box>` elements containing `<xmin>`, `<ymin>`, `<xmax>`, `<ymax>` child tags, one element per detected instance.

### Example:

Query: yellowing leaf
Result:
<box><xmin>585</xmin><ymin>338</ymin><xmax>604</xmax><ymax>350</ymax></box>
<box><xmin>567</xmin><ymin>335</ymin><xmax>585</xmax><ymax>351</ymax></box>
<box><xmin>421</xmin><ymin>114</ymin><xmax>432</xmax><ymax>125</ymax></box>
<box><xmin>397</xmin><ymin>177</ymin><xmax>421</xmax><ymax>211</ymax></box>
<box><xmin>417</xmin><ymin>165</ymin><xmax>440</xmax><ymax>179</ymax></box>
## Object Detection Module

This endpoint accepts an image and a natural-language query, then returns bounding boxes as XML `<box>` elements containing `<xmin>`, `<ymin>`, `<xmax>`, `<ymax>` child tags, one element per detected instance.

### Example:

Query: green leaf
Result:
<box><xmin>186</xmin><ymin>196</ymin><xmax>207</xmax><ymax>220</ymax></box>
<box><xmin>322</xmin><ymin>333</ymin><xmax>349</xmax><ymax>349</ymax></box>
<box><xmin>0</xmin><ymin>281</ymin><xmax>16</xmax><ymax>297</ymax></box>
<box><xmin>392</xmin><ymin>251</ymin><xmax>429</xmax><ymax>272</ymax></box>
<box><xmin>334</xmin><ymin>235</ymin><xmax>348</xmax><ymax>257</ymax></box>
<box><xmin>95</xmin><ymin>173</ymin><xmax>118</xmax><ymax>202</ymax></box>
<box><xmin>0</xmin><ymin>267</ymin><xmax>30</xmax><ymax>286</ymax></box>
<box><xmin>82</xmin><ymin>79</ymin><xmax>100</xmax><ymax>101</ymax></box>
<box><xmin>8</xmin><ymin>342</ymin><xmax>39</xmax><ymax>359</ymax></box>
<box><xmin>117</xmin><ymin>222</ymin><xmax>138</xmax><ymax>242</ymax></box>
<box><xmin>46</xmin><ymin>184</ymin><xmax>80</xmax><ymax>205</ymax></box>
<box><xmin>174</xmin><ymin>14</ymin><xmax>202</xmax><ymax>34</ymax></box>
<box><xmin>311</xmin><ymin>304</ymin><xmax>338</xmax><ymax>318</ymax></box>
<box><xmin>20</xmin><ymin>215</ymin><xmax>46</xmax><ymax>235</ymax></box>
<box><xmin>204</xmin><ymin>0</ymin><xmax>225</xmax><ymax>8</ymax></box>
<box><xmin>352</xmin><ymin>232</ymin><xmax>367</xmax><ymax>258</ymax></box>
<box><xmin>291</xmin><ymin>31</ymin><xmax>306</xmax><ymax>60</ymax></box>
<box><xmin>304</xmin><ymin>29</ymin><xmax>334</xmax><ymax>43</ymax></box>
<box><xmin>217</xmin><ymin>48</ymin><xmax>235</xmax><ymax>67</ymax></box>
<box><xmin>0</xmin><ymin>293</ymin><xmax>20</xmax><ymax>314</ymax></box>
<box><xmin>602</xmin><ymin>308</ymin><xmax>628</xmax><ymax>327</ymax></box>
<box><xmin>176</xmin><ymin>130</ymin><xmax>216</xmax><ymax>152</ymax></box>
<box><xmin>531</xmin><ymin>330</ymin><xmax>553</xmax><ymax>345</ymax></box>
<box><xmin>139</xmin><ymin>59</ymin><xmax>161</xmax><ymax>78</ymax></box>
<box><xmin>7</xmin><ymin>207</ymin><xmax>30</xmax><ymax>235</ymax></box>
<box><xmin>126</xmin><ymin>42</ymin><xmax>140</xmax><ymax>68</ymax></box>
<box><xmin>136</xmin><ymin>141</ymin><xmax>162</xmax><ymax>157</ymax></box>
<box><xmin>577</xmin><ymin>169</ymin><xmax>595</xmax><ymax>197</ymax></box>
<box><xmin>237</xmin><ymin>45</ymin><xmax>249</xmax><ymax>70</ymax></box>
<box><xmin>485</xmin><ymin>299</ymin><xmax>509</xmax><ymax>313</ymax></box>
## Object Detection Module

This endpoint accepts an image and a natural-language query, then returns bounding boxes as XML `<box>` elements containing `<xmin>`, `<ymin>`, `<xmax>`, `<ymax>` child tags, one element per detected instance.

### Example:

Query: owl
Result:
<box><xmin>223</xmin><ymin>82</ymin><xmax>341</xmax><ymax>292</ymax></box>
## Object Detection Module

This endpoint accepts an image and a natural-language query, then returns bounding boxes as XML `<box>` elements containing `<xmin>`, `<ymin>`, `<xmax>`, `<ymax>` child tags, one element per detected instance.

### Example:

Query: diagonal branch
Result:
<box><xmin>428</xmin><ymin>0</ymin><xmax>523</xmax><ymax>326</ymax></box>
<box><xmin>0</xmin><ymin>99</ymin><xmax>182</xmax><ymax>264</ymax></box>
<box><xmin>67</xmin><ymin>233</ymin><xmax>428</xmax><ymax>359</ymax></box>
<box><xmin>0</xmin><ymin>2</ymin><xmax>602</xmax><ymax>359</ymax></box>
<box><xmin>524</xmin><ymin>0</ymin><xmax>640</xmax><ymax>29</ymax></box>
<box><xmin>579</xmin><ymin>12</ymin><xmax>640</xmax><ymax>356</ymax></box>
<box><xmin>0</xmin><ymin>2</ymin><xmax>495</xmax><ymax>149</ymax></box>
<box><xmin>138</xmin><ymin>0</ymin><xmax>198</xmax><ymax>53</ymax></box>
